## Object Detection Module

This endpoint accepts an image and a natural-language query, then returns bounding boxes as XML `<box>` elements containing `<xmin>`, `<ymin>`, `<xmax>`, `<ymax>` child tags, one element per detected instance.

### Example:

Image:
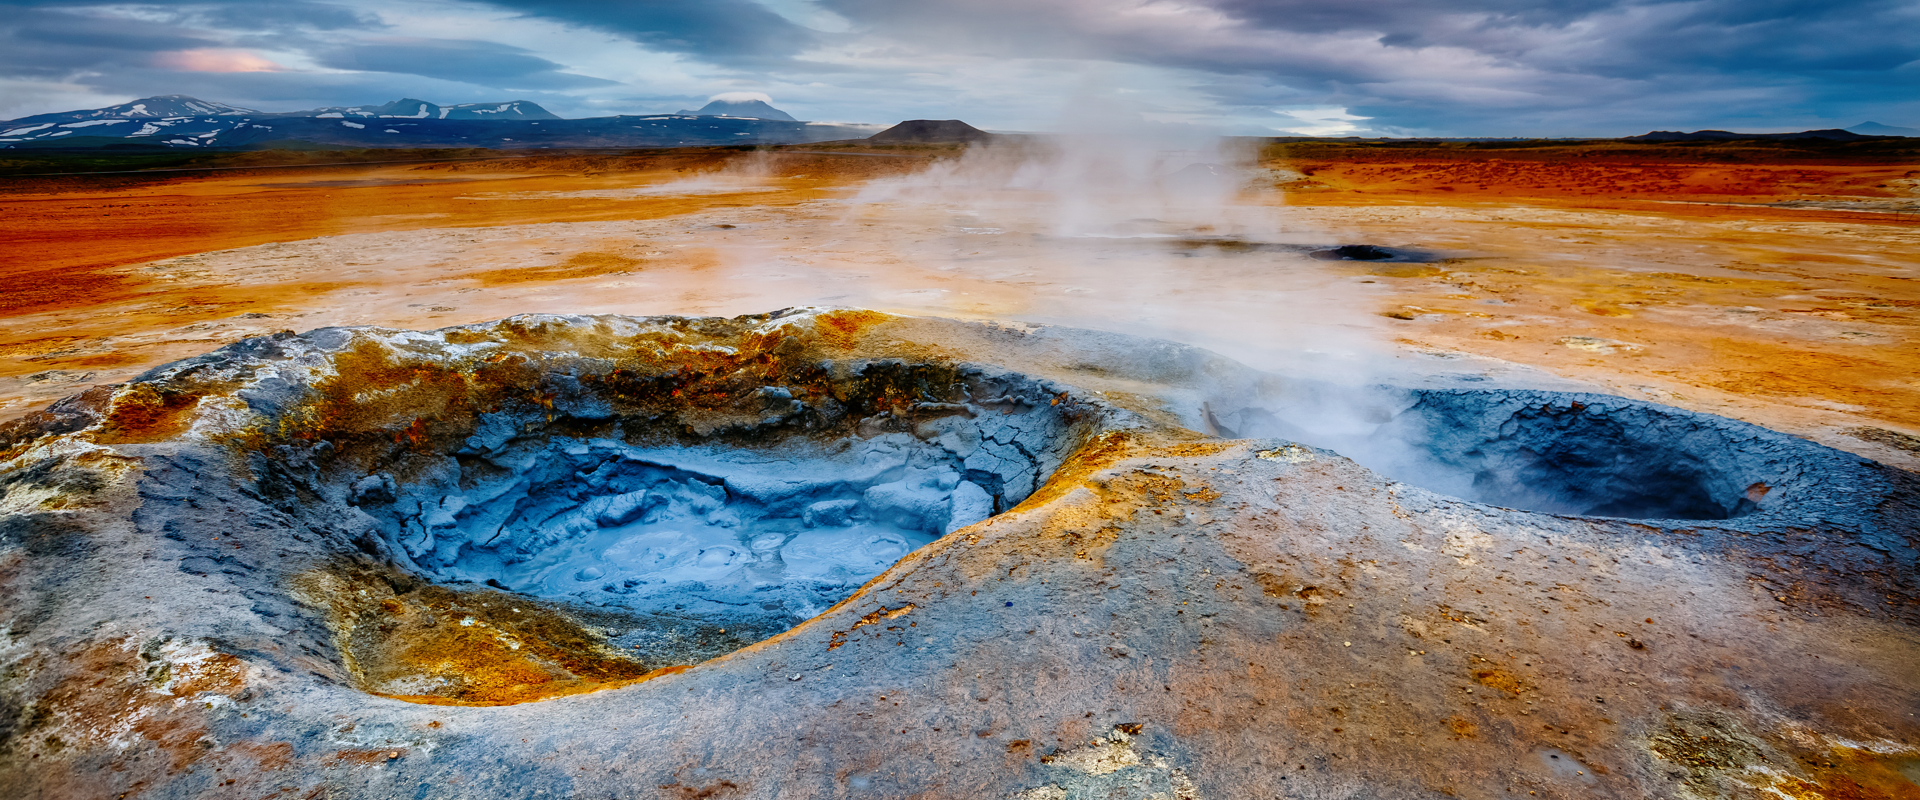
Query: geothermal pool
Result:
<box><xmin>1215</xmin><ymin>386</ymin><xmax>1814</xmax><ymax>521</ymax></box>
<box><xmin>201</xmin><ymin>314</ymin><xmax>1103</xmax><ymax>681</ymax></box>
<box><xmin>355</xmin><ymin>434</ymin><xmax>1000</xmax><ymax>621</ymax></box>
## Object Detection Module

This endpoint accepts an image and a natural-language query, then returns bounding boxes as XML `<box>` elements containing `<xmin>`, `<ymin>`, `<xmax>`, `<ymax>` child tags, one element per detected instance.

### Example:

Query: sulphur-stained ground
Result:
<box><xmin>0</xmin><ymin>141</ymin><xmax>1917</xmax><ymax>799</ymax></box>
<box><xmin>0</xmin><ymin>309</ymin><xmax>1914</xmax><ymax>800</ymax></box>
<box><xmin>1</xmin><ymin>141</ymin><xmax>1916</xmax><ymax>471</ymax></box>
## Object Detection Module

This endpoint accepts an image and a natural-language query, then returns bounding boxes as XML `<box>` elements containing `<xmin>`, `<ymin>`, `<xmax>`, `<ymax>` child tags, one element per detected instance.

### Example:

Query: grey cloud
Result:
<box><xmin>0</xmin><ymin>2</ymin><xmax>381</xmax><ymax>81</ymax></box>
<box><xmin>4</xmin><ymin>7</ymin><xmax>213</xmax><ymax>52</ymax></box>
<box><xmin>3</xmin><ymin>0</ymin><xmax>1914</xmax><ymax>136</ymax></box>
<box><xmin>811</xmin><ymin>0</ymin><xmax>1920</xmax><ymax>133</ymax></box>
<box><xmin>316</xmin><ymin>38</ymin><xmax>618</xmax><ymax>89</ymax></box>
<box><xmin>0</xmin><ymin>4</ymin><xmax>614</xmax><ymax>115</ymax></box>
<box><xmin>193</xmin><ymin>2</ymin><xmax>386</xmax><ymax>32</ymax></box>
<box><xmin>0</xmin><ymin>8</ymin><xmax>214</xmax><ymax>77</ymax></box>
<box><xmin>818</xmin><ymin>0</ymin><xmax>1920</xmax><ymax>78</ymax></box>
<box><xmin>477</xmin><ymin>0</ymin><xmax>818</xmax><ymax>59</ymax></box>
<box><xmin>1206</xmin><ymin>0</ymin><xmax>1622</xmax><ymax>37</ymax></box>
<box><xmin>0</xmin><ymin>0</ymin><xmax>377</xmax><ymax>24</ymax></box>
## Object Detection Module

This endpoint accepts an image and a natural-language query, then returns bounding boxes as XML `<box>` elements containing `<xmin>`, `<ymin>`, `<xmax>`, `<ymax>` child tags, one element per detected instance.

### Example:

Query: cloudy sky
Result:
<box><xmin>1</xmin><ymin>0</ymin><xmax>1915</xmax><ymax>136</ymax></box>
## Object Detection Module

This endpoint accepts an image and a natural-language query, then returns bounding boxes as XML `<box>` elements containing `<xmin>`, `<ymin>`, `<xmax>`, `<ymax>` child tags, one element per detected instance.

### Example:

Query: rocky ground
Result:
<box><xmin>0</xmin><ymin>309</ymin><xmax>1916</xmax><ymax>799</ymax></box>
<box><xmin>1</xmin><ymin>143</ymin><xmax>1917</xmax><ymax>799</ymax></box>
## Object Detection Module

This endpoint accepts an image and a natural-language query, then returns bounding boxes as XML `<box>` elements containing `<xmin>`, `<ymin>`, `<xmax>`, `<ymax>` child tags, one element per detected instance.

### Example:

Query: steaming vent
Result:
<box><xmin>1217</xmin><ymin>388</ymin><xmax>1812</xmax><ymax>521</ymax></box>
<box><xmin>1309</xmin><ymin>244</ymin><xmax>1427</xmax><ymax>262</ymax></box>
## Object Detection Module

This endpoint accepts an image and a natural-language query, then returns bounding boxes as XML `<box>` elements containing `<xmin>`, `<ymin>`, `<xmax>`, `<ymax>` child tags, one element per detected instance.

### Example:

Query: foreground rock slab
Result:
<box><xmin>1</xmin><ymin>309</ymin><xmax>1916</xmax><ymax>799</ymax></box>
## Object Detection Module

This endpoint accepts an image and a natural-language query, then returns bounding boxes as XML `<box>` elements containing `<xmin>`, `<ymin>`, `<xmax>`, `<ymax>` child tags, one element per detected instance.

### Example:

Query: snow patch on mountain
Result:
<box><xmin>0</xmin><ymin>96</ymin><xmax>257</xmax><ymax>130</ymax></box>
<box><xmin>283</xmin><ymin>99</ymin><xmax>558</xmax><ymax>121</ymax></box>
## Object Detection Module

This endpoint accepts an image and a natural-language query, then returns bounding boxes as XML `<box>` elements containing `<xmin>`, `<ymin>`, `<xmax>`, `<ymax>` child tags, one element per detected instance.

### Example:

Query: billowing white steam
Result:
<box><xmin>851</xmin><ymin>116</ymin><xmax>1268</xmax><ymax>240</ymax></box>
<box><xmin>825</xmin><ymin>105</ymin><xmax>1390</xmax><ymax>384</ymax></box>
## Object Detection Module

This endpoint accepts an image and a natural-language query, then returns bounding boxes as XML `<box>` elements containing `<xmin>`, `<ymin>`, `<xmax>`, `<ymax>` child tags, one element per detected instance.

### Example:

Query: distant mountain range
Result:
<box><xmin>0</xmin><ymin>95</ymin><xmax>558</xmax><ymax>128</ymax></box>
<box><xmin>19</xmin><ymin>96</ymin><xmax>1902</xmax><ymax>152</ymax></box>
<box><xmin>2</xmin><ymin>95</ymin><xmax>258</xmax><ymax>124</ymax></box>
<box><xmin>1624</xmin><ymin>126</ymin><xmax>1913</xmax><ymax>142</ymax></box>
<box><xmin>673</xmin><ymin>98</ymin><xmax>797</xmax><ymax>122</ymax></box>
<box><xmin>1848</xmin><ymin>121</ymin><xmax>1920</xmax><ymax>137</ymax></box>
<box><xmin>0</xmin><ymin>95</ymin><xmax>877</xmax><ymax>150</ymax></box>
<box><xmin>278</xmin><ymin>98</ymin><xmax>558</xmax><ymax>121</ymax></box>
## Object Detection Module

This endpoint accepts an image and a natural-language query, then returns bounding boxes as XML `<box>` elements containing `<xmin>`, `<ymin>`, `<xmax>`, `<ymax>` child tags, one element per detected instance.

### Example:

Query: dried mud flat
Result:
<box><xmin>0</xmin><ymin>145</ymin><xmax>1917</xmax><ymax>799</ymax></box>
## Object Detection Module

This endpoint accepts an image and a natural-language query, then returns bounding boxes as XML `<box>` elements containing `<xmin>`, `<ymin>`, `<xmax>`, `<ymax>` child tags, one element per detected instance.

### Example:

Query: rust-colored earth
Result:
<box><xmin>1265</xmin><ymin>142</ymin><xmax>1918</xmax><ymax>462</ymax></box>
<box><xmin>1</xmin><ymin>140</ymin><xmax>1915</xmax><ymax>472</ymax></box>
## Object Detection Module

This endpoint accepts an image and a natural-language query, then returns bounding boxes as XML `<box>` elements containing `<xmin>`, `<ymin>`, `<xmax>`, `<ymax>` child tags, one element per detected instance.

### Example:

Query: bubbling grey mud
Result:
<box><xmin>263</xmin><ymin>314</ymin><xmax>1096</xmax><ymax>661</ymax></box>
<box><xmin>2</xmin><ymin>310</ymin><xmax>1110</xmax><ymax>703</ymax></box>
<box><xmin>349</xmin><ymin>425</ymin><xmax>1044</xmax><ymax>631</ymax></box>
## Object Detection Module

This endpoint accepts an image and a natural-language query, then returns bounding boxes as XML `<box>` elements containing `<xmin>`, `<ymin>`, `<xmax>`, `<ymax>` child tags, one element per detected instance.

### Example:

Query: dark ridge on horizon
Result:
<box><xmin>1623</xmin><ymin>128</ymin><xmax>1889</xmax><ymax>142</ymax></box>
<box><xmin>1849</xmin><ymin>121</ymin><xmax>1920</xmax><ymax>136</ymax></box>
<box><xmin>868</xmin><ymin>120</ymin><xmax>991</xmax><ymax>143</ymax></box>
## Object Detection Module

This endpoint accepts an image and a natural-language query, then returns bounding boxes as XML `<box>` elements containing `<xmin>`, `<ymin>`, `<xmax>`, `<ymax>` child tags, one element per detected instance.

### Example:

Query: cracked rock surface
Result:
<box><xmin>2</xmin><ymin>308</ymin><xmax>1917</xmax><ymax>799</ymax></box>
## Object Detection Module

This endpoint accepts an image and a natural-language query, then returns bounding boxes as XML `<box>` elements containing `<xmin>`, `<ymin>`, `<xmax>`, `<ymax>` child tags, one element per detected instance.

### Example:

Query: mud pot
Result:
<box><xmin>1210</xmin><ymin>384</ymin><xmax>1878</xmax><ymax>522</ymax></box>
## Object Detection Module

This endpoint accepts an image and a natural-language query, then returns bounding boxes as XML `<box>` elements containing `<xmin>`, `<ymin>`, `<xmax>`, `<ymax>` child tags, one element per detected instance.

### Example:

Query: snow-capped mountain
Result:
<box><xmin>281</xmin><ymin>98</ymin><xmax>558</xmax><ymax>121</ymax></box>
<box><xmin>0</xmin><ymin>96</ymin><xmax>557</xmax><ymax>136</ymax></box>
<box><xmin>0</xmin><ymin>95</ymin><xmax>257</xmax><ymax>132</ymax></box>
<box><xmin>0</xmin><ymin>96</ymin><xmax>559</xmax><ymax>146</ymax></box>
<box><xmin>674</xmin><ymin>98</ymin><xmax>798</xmax><ymax>122</ymax></box>
<box><xmin>0</xmin><ymin>95</ymin><xmax>869</xmax><ymax>149</ymax></box>
<box><xmin>0</xmin><ymin>97</ymin><xmax>268</xmax><ymax>145</ymax></box>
